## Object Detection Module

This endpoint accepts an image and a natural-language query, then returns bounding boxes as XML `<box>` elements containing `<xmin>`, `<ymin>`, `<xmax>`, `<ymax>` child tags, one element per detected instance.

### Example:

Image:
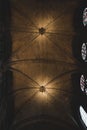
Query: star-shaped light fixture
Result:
<box><xmin>39</xmin><ymin>27</ymin><xmax>46</xmax><ymax>35</ymax></box>
<box><xmin>39</xmin><ymin>86</ymin><xmax>46</xmax><ymax>93</ymax></box>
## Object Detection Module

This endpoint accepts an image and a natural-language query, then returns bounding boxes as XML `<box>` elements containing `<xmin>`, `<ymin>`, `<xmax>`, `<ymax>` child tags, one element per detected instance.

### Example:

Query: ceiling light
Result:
<box><xmin>39</xmin><ymin>27</ymin><xmax>46</xmax><ymax>35</ymax></box>
<box><xmin>39</xmin><ymin>86</ymin><xmax>46</xmax><ymax>93</ymax></box>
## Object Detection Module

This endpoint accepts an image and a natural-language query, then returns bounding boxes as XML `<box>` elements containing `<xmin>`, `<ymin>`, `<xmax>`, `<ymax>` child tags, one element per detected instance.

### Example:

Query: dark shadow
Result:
<box><xmin>19</xmin><ymin>121</ymin><xmax>80</xmax><ymax>130</ymax></box>
<box><xmin>0</xmin><ymin>71</ymin><xmax>14</xmax><ymax>130</ymax></box>
<box><xmin>0</xmin><ymin>0</ymin><xmax>12</xmax><ymax>63</ymax></box>
<box><xmin>0</xmin><ymin>0</ymin><xmax>14</xmax><ymax>130</ymax></box>
<box><xmin>5</xmin><ymin>71</ymin><xmax>14</xmax><ymax>130</ymax></box>
<box><xmin>10</xmin><ymin>115</ymin><xmax>81</xmax><ymax>130</ymax></box>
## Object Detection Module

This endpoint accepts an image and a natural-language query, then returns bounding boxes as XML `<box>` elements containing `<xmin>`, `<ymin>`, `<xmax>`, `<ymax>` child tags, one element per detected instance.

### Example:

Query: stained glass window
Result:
<box><xmin>80</xmin><ymin>106</ymin><xmax>87</xmax><ymax>127</ymax></box>
<box><xmin>80</xmin><ymin>75</ymin><xmax>87</xmax><ymax>95</ymax></box>
<box><xmin>81</xmin><ymin>43</ymin><xmax>87</xmax><ymax>62</ymax></box>
<box><xmin>83</xmin><ymin>8</ymin><xmax>87</xmax><ymax>27</ymax></box>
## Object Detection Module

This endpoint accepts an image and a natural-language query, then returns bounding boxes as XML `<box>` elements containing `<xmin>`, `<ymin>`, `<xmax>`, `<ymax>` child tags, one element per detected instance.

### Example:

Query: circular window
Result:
<box><xmin>80</xmin><ymin>75</ymin><xmax>87</xmax><ymax>95</ymax></box>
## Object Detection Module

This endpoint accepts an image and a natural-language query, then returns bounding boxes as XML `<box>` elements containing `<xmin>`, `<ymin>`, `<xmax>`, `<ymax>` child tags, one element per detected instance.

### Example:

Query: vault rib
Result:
<box><xmin>44</xmin><ymin>34</ymin><xmax>74</xmax><ymax>60</ymax></box>
<box><xmin>12</xmin><ymin>34</ymin><xmax>40</xmax><ymax>56</ymax></box>
<box><xmin>10</xmin><ymin>67</ymin><xmax>40</xmax><ymax>87</ymax></box>
<box><xmin>9</xmin><ymin>58</ymin><xmax>76</xmax><ymax>66</ymax></box>
<box><xmin>44</xmin><ymin>69</ymin><xmax>77</xmax><ymax>87</ymax></box>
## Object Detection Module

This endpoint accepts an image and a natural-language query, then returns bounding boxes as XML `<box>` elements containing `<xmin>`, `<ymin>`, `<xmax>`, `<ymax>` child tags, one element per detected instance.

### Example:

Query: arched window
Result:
<box><xmin>83</xmin><ymin>8</ymin><xmax>87</xmax><ymax>27</ymax></box>
<box><xmin>80</xmin><ymin>75</ymin><xmax>87</xmax><ymax>95</ymax></box>
<box><xmin>79</xmin><ymin>106</ymin><xmax>87</xmax><ymax>127</ymax></box>
<box><xmin>81</xmin><ymin>43</ymin><xmax>87</xmax><ymax>62</ymax></box>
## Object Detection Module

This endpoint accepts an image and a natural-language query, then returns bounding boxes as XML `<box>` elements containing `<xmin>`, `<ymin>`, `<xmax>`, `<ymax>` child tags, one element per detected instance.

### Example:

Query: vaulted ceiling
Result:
<box><xmin>8</xmin><ymin>0</ymin><xmax>82</xmax><ymax>129</ymax></box>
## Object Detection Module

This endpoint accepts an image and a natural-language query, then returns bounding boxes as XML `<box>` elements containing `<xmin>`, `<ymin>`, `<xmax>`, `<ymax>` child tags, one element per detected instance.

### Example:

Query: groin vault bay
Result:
<box><xmin>0</xmin><ymin>0</ymin><xmax>87</xmax><ymax>130</ymax></box>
